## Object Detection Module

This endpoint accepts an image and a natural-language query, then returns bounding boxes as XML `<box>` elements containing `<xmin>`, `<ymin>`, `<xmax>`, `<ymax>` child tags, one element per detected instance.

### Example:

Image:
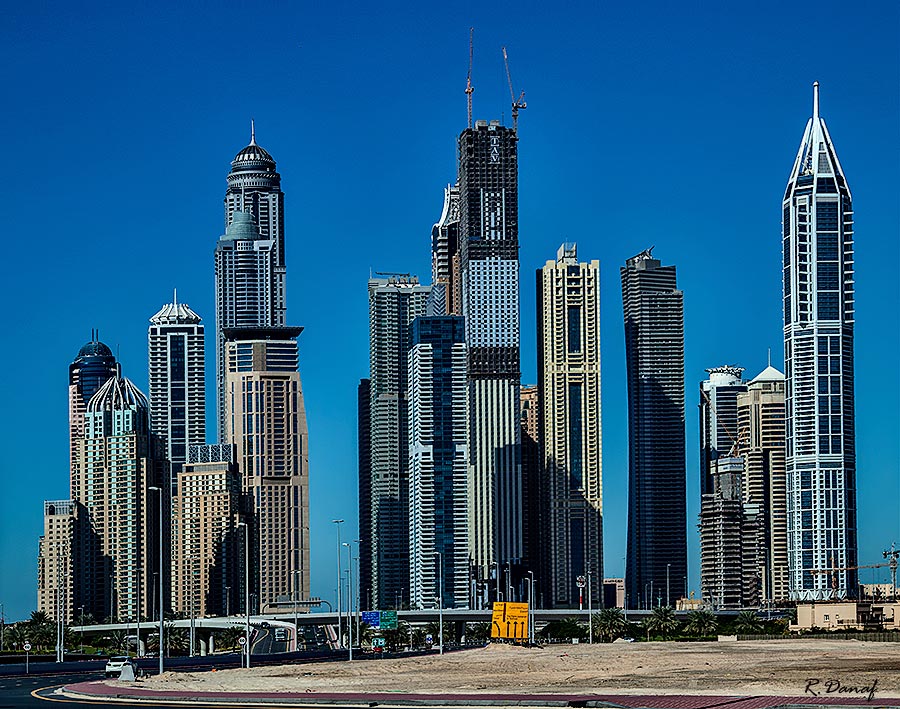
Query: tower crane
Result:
<box><xmin>883</xmin><ymin>543</ymin><xmax>898</xmax><ymax>601</ymax></box>
<box><xmin>810</xmin><ymin>558</ymin><xmax>896</xmax><ymax>600</ymax></box>
<box><xmin>502</xmin><ymin>46</ymin><xmax>526</xmax><ymax>132</ymax></box>
<box><xmin>465</xmin><ymin>28</ymin><xmax>474</xmax><ymax>129</ymax></box>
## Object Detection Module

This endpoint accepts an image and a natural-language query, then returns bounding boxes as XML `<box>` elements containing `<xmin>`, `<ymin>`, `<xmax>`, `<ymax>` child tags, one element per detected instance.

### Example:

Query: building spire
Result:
<box><xmin>250</xmin><ymin>118</ymin><xmax>256</xmax><ymax>146</ymax></box>
<box><xmin>812</xmin><ymin>81</ymin><xmax>819</xmax><ymax>123</ymax></box>
<box><xmin>173</xmin><ymin>288</ymin><xmax>178</xmax><ymax>307</ymax></box>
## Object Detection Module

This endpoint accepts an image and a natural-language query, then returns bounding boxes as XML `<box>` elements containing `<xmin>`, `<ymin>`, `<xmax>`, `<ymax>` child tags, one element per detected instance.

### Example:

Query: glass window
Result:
<box><xmin>567</xmin><ymin>307</ymin><xmax>581</xmax><ymax>353</ymax></box>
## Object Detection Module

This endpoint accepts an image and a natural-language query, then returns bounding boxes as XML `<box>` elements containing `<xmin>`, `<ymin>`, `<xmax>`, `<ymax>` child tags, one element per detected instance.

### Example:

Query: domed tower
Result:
<box><xmin>68</xmin><ymin>333</ymin><xmax>118</xmax><ymax>478</ymax></box>
<box><xmin>224</xmin><ymin>121</ymin><xmax>286</xmax><ymax>325</ymax></box>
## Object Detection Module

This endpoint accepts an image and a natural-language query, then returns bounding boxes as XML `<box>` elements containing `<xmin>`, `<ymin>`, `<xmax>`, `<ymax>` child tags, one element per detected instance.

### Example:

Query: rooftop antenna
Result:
<box><xmin>502</xmin><ymin>46</ymin><xmax>526</xmax><ymax>132</ymax></box>
<box><xmin>812</xmin><ymin>81</ymin><xmax>819</xmax><ymax>123</ymax></box>
<box><xmin>250</xmin><ymin>118</ymin><xmax>256</xmax><ymax>146</ymax></box>
<box><xmin>465</xmin><ymin>27</ymin><xmax>475</xmax><ymax>129</ymax></box>
<box><xmin>173</xmin><ymin>288</ymin><xmax>178</xmax><ymax>307</ymax></box>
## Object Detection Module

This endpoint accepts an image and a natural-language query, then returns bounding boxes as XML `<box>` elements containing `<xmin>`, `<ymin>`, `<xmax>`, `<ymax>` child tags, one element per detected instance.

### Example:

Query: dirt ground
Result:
<box><xmin>137</xmin><ymin>640</ymin><xmax>900</xmax><ymax>697</ymax></box>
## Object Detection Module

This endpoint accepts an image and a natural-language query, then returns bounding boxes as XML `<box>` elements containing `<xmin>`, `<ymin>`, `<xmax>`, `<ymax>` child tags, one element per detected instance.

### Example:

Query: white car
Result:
<box><xmin>104</xmin><ymin>656</ymin><xmax>134</xmax><ymax>678</ymax></box>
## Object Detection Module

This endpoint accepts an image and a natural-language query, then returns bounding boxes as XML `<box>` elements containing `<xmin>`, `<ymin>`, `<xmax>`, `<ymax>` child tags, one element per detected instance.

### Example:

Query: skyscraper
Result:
<box><xmin>148</xmin><ymin>294</ymin><xmax>205</xmax><ymax>490</ymax></box>
<box><xmin>68</xmin><ymin>336</ymin><xmax>118</xmax><ymax>473</ymax></box>
<box><xmin>431</xmin><ymin>184</ymin><xmax>461</xmax><ymax>316</ymax></box>
<box><xmin>357</xmin><ymin>378</ymin><xmax>373</xmax><ymax>610</ymax></box>
<box><xmin>224</xmin><ymin>123</ymin><xmax>286</xmax><ymax>326</ymax></box>
<box><xmin>699</xmin><ymin>367</ymin><xmax>747</xmax><ymax>496</ymax></box>
<box><xmin>366</xmin><ymin>275</ymin><xmax>430</xmax><ymax>608</ymax></box>
<box><xmin>621</xmin><ymin>248</ymin><xmax>686</xmax><ymax>609</ymax></box>
<box><xmin>214</xmin><ymin>210</ymin><xmax>278</xmax><ymax>439</ymax></box>
<box><xmin>737</xmin><ymin>364</ymin><xmax>789</xmax><ymax>602</ymax></box>
<box><xmin>408</xmin><ymin>316</ymin><xmax>469</xmax><ymax>609</ymax></box>
<box><xmin>223</xmin><ymin>327</ymin><xmax>310</xmax><ymax>611</ymax></box>
<box><xmin>537</xmin><ymin>244</ymin><xmax>603</xmax><ymax>608</ymax></box>
<box><xmin>172</xmin><ymin>444</ymin><xmax>243</xmax><ymax>617</ymax></box>
<box><xmin>783</xmin><ymin>83</ymin><xmax>857</xmax><ymax>600</ymax></box>
<box><xmin>71</xmin><ymin>371</ymin><xmax>164</xmax><ymax>621</ymax></box>
<box><xmin>458</xmin><ymin>120</ymin><xmax>522</xmax><ymax>593</ymax></box>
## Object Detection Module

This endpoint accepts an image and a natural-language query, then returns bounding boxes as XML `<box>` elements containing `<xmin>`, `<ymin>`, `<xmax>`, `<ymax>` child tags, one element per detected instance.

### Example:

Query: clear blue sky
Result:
<box><xmin>1</xmin><ymin>1</ymin><xmax>897</xmax><ymax>621</ymax></box>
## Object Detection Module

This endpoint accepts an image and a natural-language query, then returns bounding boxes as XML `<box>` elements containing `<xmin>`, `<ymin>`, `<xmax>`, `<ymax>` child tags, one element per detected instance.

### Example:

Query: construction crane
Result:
<box><xmin>810</xmin><ymin>558</ymin><xmax>895</xmax><ymax>600</ymax></box>
<box><xmin>883</xmin><ymin>543</ymin><xmax>899</xmax><ymax>601</ymax></box>
<box><xmin>502</xmin><ymin>46</ymin><xmax>526</xmax><ymax>132</ymax></box>
<box><xmin>465</xmin><ymin>28</ymin><xmax>474</xmax><ymax>129</ymax></box>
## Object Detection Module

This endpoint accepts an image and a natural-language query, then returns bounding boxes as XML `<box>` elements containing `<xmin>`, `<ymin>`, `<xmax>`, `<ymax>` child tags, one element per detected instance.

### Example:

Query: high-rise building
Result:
<box><xmin>699</xmin><ymin>367</ymin><xmax>747</xmax><ymax>496</ymax></box>
<box><xmin>70</xmin><ymin>372</ymin><xmax>165</xmax><ymax>621</ymax></box>
<box><xmin>621</xmin><ymin>248</ymin><xmax>686</xmax><ymax>609</ymax></box>
<box><xmin>36</xmin><ymin>500</ymin><xmax>74</xmax><ymax>622</ymax></box>
<box><xmin>537</xmin><ymin>244</ymin><xmax>603</xmax><ymax>608</ymax></box>
<box><xmin>431</xmin><ymin>184</ymin><xmax>461</xmax><ymax>316</ymax></box>
<box><xmin>68</xmin><ymin>336</ymin><xmax>118</xmax><ymax>475</ymax></box>
<box><xmin>172</xmin><ymin>444</ymin><xmax>243</xmax><ymax>617</ymax></box>
<box><xmin>223</xmin><ymin>327</ymin><xmax>310</xmax><ymax>612</ymax></box>
<box><xmin>699</xmin><ymin>457</ymin><xmax>762</xmax><ymax>609</ymax></box>
<box><xmin>458</xmin><ymin>120</ymin><xmax>522</xmax><ymax>593</ymax></box>
<box><xmin>224</xmin><ymin>123</ymin><xmax>286</xmax><ymax>326</ymax></box>
<box><xmin>408</xmin><ymin>316</ymin><xmax>469</xmax><ymax>609</ymax></box>
<box><xmin>519</xmin><ymin>384</ymin><xmax>543</xmax><ymax>598</ymax></box>
<box><xmin>366</xmin><ymin>275</ymin><xmax>430</xmax><ymax>608</ymax></box>
<box><xmin>782</xmin><ymin>83</ymin><xmax>857</xmax><ymax>600</ymax></box>
<box><xmin>357</xmin><ymin>379</ymin><xmax>373</xmax><ymax>611</ymax></box>
<box><xmin>148</xmin><ymin>294</ymin><xmax>205</xmax><ymax>490</ymax></box>
<box><xmin>214</xmin><ymin>210</ymin><xmax>277</xmax><ymax>439</ymax></box>
<box><xmin>737</xmin><ymin>364</ymin><xmax>789</xmax><ymax>602</ymax></box>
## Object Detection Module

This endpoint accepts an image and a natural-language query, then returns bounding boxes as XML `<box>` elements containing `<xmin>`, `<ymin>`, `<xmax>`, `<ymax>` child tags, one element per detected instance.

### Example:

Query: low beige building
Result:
<box><xmin>793</xmin><ymin>601</ymin><xmax>900</xmax><ymax>631</ymax></box>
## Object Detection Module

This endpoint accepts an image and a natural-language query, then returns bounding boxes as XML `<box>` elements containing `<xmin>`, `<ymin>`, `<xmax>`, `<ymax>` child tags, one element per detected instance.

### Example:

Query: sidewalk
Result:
<box><xmin>62</xmin><ymin>680</ymin><xmax>900</xmax><ymax>708</ymax></box>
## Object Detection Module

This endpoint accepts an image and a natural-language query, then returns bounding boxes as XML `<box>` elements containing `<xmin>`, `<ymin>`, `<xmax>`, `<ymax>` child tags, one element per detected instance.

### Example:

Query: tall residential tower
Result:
<box><xmin>621</xmin><ymin>248</ymin><xmax>686</xmax><ymax>609</ymax></box>
<box><xmin>782</xmin><ymin>83</ymin><xmax>857</xmax><ymax>600</ymax></box>
<box><xmin>458</xmin><ymin>120</ymin><xmax>522</xmax><ymax>595</ymax></box>
<box><xmin>537</xmin><ymin>244</ymin><xmax>603</xmax><ymax>608</ymax></box>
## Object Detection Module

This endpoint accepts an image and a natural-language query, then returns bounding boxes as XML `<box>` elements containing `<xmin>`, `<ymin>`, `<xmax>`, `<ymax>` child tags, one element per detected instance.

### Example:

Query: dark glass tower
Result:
<box><xmin>621</xmin><ymin>248</ymin><xmax>686</xmax><ymax>609</ymax></box>
<box><xmin>357</xmin><ymin>378</ymin><xmax>372</xmax><ymax>610</ymax></box>
<box><xmin>783</xmin><ymin>83</ymin><xmax>857</xmax><ymax>600</ymax></box>
<box><xmin>68</xmin><ymin>335</ymin><xmax>118</xmax><ymax>477</ymax></box>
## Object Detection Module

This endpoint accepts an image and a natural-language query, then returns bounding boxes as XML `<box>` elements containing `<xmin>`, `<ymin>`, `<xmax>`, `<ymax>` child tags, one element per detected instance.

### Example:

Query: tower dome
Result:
<box><xmin>223</xmin><ymin>210</ymin><xmax>262</xmax><ymax>241</ymax></box>
<box><xmin>87</xmin><ymin>374</ymin><xmax>149</xmax><ymax>413</ymax></box>
<box><xmin>230</xmin><ymin>120</ymin><xmax>276</xmax><ymax>172</ymax></box>
<box><xmin>76</xmin><ymin>339</ymin><xmax>113</xmax><ymax>360</ymax></box>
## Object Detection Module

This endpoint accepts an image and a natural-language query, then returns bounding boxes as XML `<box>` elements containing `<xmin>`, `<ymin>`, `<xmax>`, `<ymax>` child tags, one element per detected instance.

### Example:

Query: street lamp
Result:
<box><xmin>292</xmin><ymin>571</ymin><xmax>300</xmax><ymax>651</ymax></box>
<box><xmin>666</xmin><ymin>563</ymin><xmax>671</xmax><ymax>608</ymax></box>
<box><xmin>331</xmin><ymin>519</ymin><xmax>344</xmax><ymax>649</ymax></box>
<box><xmin>236</xmin><ymin>521</ymin><xmax>250</xmax><ymax>668</ymax></box>
<box><xmin>527</xmin><ymin>571</ymin><xmax>535</xmax><ymax>645</ymax></box>
<box><xmin>343</xmin><ymin>542</ymin><xmax>353</xmax><ymax>661</ymax></box>
<box><xmin>225</xmin><ymin>586</ymin><xmax>231</xmax><ymax>618</ymax></box>
<box><xmin>78</xmin><ymin>606</ymin><xmax>85</xmax><ymax>654</ymax></box>
<box><xmin>148</xmin><ymin>486</ymin><xmax>164</xmax><ymax>676</ymax></box>
<box><xmin>587</xmin><ymin>571</ymin><xmax>593</xmax><ymax>645</ymax></box>
<box><xmin>434</xmin><ymin>551</ymin><xmax>443</xmax><ymax>655</ymax></box>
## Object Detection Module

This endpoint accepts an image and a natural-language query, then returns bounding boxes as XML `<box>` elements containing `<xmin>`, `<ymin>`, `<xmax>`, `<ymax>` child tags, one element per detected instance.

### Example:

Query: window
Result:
<box><xmin>567</xmin><ymin>307</ymin><xmax>581</xmax><ymax>353</ymax></box>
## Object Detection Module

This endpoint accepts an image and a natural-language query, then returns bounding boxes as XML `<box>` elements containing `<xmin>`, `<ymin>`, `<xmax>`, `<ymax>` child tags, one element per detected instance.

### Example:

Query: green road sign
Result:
<box><xmin>380</xmin><ymin>610</ymin><xmax>398</xmax><ymax>629</ymax></box>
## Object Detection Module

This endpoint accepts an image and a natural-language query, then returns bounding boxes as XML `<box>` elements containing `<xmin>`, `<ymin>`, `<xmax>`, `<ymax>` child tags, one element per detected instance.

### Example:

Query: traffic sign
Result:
<box><xmin>576</xmin><ymin>575</ymin><xmax>586</xmax><ymax>588</ymax></box>
<box><xmin>238</xmin><ymin>636</ymin><xmax>246</xmax><ymax>645</ymax></box>
<box><xmin>23</xmin><ymin>642</ymin><xmax>32</xmax><ymax>652</ymax></box>
<box><xmin>490</xmin><ymin>602</ymin><xmax>529</xmax><ymax>640</ymax></box>
<box><xmin>379</xmin><ymin>610</ymin><xmax>398</xmax><ymax>629</ymax></box>
<box><xmin>425</xmin><ymin>634</ymin><xmax>433</xmax><ymax>644</ymax></box>
<box><xmin>372</xmin><ymin>637</ymin><xmax>386</xmax><ymax>647</ymax></box>
<box><xmin>361</xmin><ymin>611</ymin><xmax>380</xmax><ymax>628</ymax></box>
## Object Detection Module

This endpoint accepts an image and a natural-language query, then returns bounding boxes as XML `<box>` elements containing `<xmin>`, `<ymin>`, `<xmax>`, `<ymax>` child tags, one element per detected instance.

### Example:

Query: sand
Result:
<box><xmin>135</xmin><ymin>640</ymin><xmax>900</xmax><ymax>698</ymax></box>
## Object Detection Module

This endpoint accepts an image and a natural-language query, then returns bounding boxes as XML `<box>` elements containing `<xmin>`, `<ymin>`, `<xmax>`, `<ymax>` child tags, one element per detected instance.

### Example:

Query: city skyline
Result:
<box><xmin>2</xmin><ymin>2</ymin><xmax>898</xmax><ymax>620</ymax></box>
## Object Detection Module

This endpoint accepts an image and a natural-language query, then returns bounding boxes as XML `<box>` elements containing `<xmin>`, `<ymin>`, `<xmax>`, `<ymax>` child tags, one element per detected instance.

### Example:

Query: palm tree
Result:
<box><xmin>424</xmin><ymin>621</ymin><xmax>451</xmax><ymax>646</ymax></box>
<box><xmin>29</xmin><ymin>611</ymin><xmax>50</xmax><ymax>628</ymax></box>
<box><xmin>734</xmin><ymin>610</ymin><xmax>762</xmax><ymax>635</ymax></box>
<box><xmin>683</xmin><ymin>609</ymin><xmax>718</xmax><ymax>637</ymax></box>
<box><xmin>6</xmin><ymin>624</ymin><xmax>28</xmax><ymax>651</ymax></box>
<box><xmin>644</xmin><ymin>606</ymin><xmax>680</xmax><ymax>640</ymax></box>
<box><xmin>381</xmin><ymin>620</ymin><xmax>410</xmax><ymax>651</ymax></box>
<box><xmin>539</xmin><ymin>617</ymin><xmax>587</xmax><ymax>642</ymax></box>
<box><xmin>592</xmin><ymin>608</ymin><xmax>628</xmax><ymax>643</ymax></box>
<box><xmin>218</xmin><ymin>627</ymin><xmax>244</xmax><ymax>652</ymax></box>
<box><xmin>464</xmin><ymin>622</ymin><xmax>491</xmax><ymax>645</ymax></box>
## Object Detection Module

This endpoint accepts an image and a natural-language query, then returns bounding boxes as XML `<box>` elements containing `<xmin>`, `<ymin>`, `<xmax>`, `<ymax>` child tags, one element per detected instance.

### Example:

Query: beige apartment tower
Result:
<box><xmin>171</xmin><ymin>445</ymin><xmax>244</xmax><ymax>617</ymax></box>
<box><xmin>537</xmin><ymin>244</ymin><xmax>603</xmax><ymax>608</ymax></box>
<box><xmin>36</xmin><ymin>500</ymin><xmax>75</xmax><ymax>623</ymax></box>
<box><xmin>737</xmin><ymin>364</ymin><xmax>789</xmax><ymax>602</ymax></box>
<box><xmin>224</xmin><ymin>327</ymin><xmax>310</xmax><ymax>611</ymax></box>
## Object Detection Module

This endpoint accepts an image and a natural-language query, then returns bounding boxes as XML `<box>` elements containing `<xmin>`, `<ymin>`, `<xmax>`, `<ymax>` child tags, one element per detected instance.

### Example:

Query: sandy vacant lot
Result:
<box><xmin>138</xmin><ymin>640</ymin><xmax>900</xmax><ymax>698</ymax></box>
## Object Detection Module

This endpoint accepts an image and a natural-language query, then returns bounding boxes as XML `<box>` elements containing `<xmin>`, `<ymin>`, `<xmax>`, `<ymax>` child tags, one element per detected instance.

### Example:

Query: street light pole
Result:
<box><xmin>148</xmin><ymin>486</ymin><xmax>164</xmax><ymax>676</ymax></box>
<box><xmin>434</xmin><ymin>551</ymin><xmax>443</xmax><ymax>655</ymax></box>
<box><xmin>236</xmin><ymin>521</ymin><xmax>250</xmax><ymax>668</ymax></box>
<box><xmin>666</xmin><ymin>563</ymin><xmax>671</xmax><ymax>608</ymax></box>
<box><xmin>587</xmin><ymin>571</ymin><xmax>593</xmax><ymax>644</ymax></box>
<box><xmin>292</xmin><ymin>571</ymin><xmax>299</xmax><ymax>652</ymax></box>
<box><xmin>331</xmin><ymin>519</ymin><xmax>344</xmax><ymax>649</ymax></box>
<box><xmin>527</xmin><ymin>571</ymin><xmax>534</xmax><ymax>645</ymax></box>
<box><xmin>343</xmin><ymin>543</ymin><xmax>353</xmax><ymax>661</ymax></box>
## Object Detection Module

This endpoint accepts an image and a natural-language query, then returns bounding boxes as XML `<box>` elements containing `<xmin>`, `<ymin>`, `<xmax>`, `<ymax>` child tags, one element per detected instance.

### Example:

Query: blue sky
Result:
<box><xmin>1</xmin><ymin>1</ymin><xmax>897</xmax><ymax>621</ymax></box>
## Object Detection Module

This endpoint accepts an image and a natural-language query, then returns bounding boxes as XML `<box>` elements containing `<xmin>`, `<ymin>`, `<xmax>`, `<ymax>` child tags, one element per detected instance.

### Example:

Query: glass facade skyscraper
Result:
<box><xmin>621</xmin><ymin>248</ymin><xmax>686</xmax><ymax>609</ymax></box>
<box><xmin>783</xmin><ymin>83</ymin><xmax>857</xmax><ymax>600</ymax></box>
<box><xmin>408</xmin><ymin>316</ymin><xmax>469</xmax><ymax>609</ymax></box>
